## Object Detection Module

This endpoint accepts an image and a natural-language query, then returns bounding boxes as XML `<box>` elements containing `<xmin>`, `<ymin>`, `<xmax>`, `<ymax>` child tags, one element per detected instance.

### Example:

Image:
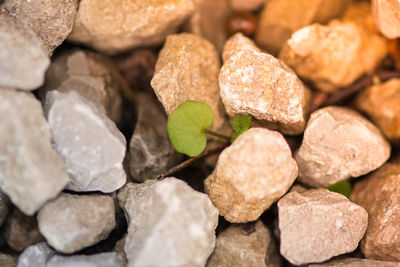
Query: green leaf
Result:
<box><xmin>326</xmin><ymin>180</ymin><xmax>352</xmax><ymax>198</ymax></box>
<box><xmin>231</xmin><ymin>115</ymin><xmax>252</xmax><ymax>141</ymax></box>
<box><xmin>167</xmin><ymin>101</ymin><xmax>213</xmax><ymax>157</ymax></box>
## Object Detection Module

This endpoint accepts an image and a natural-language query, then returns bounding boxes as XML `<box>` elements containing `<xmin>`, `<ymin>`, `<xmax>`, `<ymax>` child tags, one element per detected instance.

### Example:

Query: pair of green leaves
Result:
<box><xmin>167</xmin><ymin>101</ymin><xmax>251</xmax><ymax>157</ymax></box>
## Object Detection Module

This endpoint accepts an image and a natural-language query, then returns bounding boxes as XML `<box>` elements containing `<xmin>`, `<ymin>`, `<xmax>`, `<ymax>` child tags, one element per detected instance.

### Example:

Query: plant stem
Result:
<box><xmin>204</xmin><ymin>129</ymin><xmax>231</xmax><ymax>141</ymax></box>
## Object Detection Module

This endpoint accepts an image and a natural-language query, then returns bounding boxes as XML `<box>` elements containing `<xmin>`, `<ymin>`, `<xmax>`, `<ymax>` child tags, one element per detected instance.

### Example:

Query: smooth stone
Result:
<box><xmin>0</xmin><ymin>10</ymin><xmax>49</xmax><ymax>90</ymax></box>
<box><xmin>17</xmin><ymin>242</ymin><xmax>55</xmax><ymax>267</ymax></box>
<box><xmin>278</xmin><ymin>188</ymin><xmax>368</xmax><ymax>265</ymax></box>
<box><xmin>46</xmin><ymin>252</ymin><xmax>125</xmax><ymax>267</ymax></box>
<box><xmin>0</xmin><ymin>89</ymin><xmax>69</xmax><ymax>215</ymax></box>
<box><xmin>38</xmin><ymin>193</ymin><xmax>115</xmax><ymax>254</ymax></box>
<box><xmin>1</xmin><ymin>0</ymin><xmax>77</xmax><ymax>56</ymax></box>
<box><xmin>205</xmin><ymin>128</ymin><xmax>298</xmax><ymax>223</ymax></box>
<box><xmin>219</xmin><ymin>33</ymin><xmax>309</xmax><ymax>135</ymax></box>
<box><xmin>118</xmin><ymin>178</ymin><xmax>219</xmax><ymax>267</ymax></box>
<box><xmin>372</xmin><ymin>0</ymin><xmax>400</xmax><ymax>39</ymax></box>
<box><xmin>296</xmin><ymin>106</ymin><xmax>390</xmax><ymax>187</ymax></box>
<box><xmin>310</xmin><ymin>257</ymin><xmax>400</xmax><ymax>267</ymax></box>
<box><xmin>0</xmin><ymin>253</ymin><xmax>16</xmax><ymax>267</ymax></box>
<box><xmin>44</xmin><ymin>90</ymin><xmax>126</xmax><ymax>193</ymax></box>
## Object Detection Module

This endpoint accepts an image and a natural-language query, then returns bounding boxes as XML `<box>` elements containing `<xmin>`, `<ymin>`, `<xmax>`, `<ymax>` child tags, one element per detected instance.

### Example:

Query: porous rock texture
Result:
<box><xmin>118</xmin><ymin>178</ymin><xmax>218</xmax><ymax>267</ymax></box>
<box><xmin>219</xmin><ymin>33</ymin><xmax>309</xmax><ymax>135</ymax></box>
<box><xmin>204</xmin><ymin>128</ymin><xmax>298</xmax><ymax>223</ymax></box>
<box><xmin>37</xmin><ymin>193</ymin><xmax>115</xmax><ymax>254</ymax></box>
<box><xmin>68</xmin><ymin>0</ymin><xmax>195</xmax><ymax>55</ymax></box>
<box><xmin>278</xmin><ymin>188</ymin><xmax>368</xmax><ymax>265</ymax></box>
<box><xmin>296</xmin><ymin>106</ymin><xmax>390</xmax><ymax>187</ymax></box>
<box><xmin>371</xmin><ymin>0</ymin><xmax>400</xmax><ymax>39</ymax></box>
<box><xmin>1</xmin><ymin>0</ymin><xmax>77</xmax><ymax>56</ymax></box>
<box><xmin>0</xmin><ymin>10</ymin><xmax>49</xmax><ymax>91</ymax></box>
<box><xmin>0</xmin><ymin>89</ymin><xmax>69</xmax><ymax>215</ymax></box>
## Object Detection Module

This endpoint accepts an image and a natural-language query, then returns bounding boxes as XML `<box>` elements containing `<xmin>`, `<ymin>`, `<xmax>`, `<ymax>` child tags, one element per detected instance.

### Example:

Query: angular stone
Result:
<box><xmin>0</xmin><ymin>89</ymin><xmax>69</xmax><ymax>215</ymax></box>
<box><xmin>207</xmin><ymin>220</ymin><xmax>281</xmax><ymax>267</ymax></box>
<box><xmin>68</xmin><ymin>0</ymin><xmax>194</xmax><ymax>55</ymax></box>
<box><xmin>0</xmin><ymin>189</ymin><xmax>10</xmax><ymax>227</ymax></box>
<box><xmin>229</xmin><ymin>0</ymin><xmax>265</xmax><ymax>11</ymax></box>
<box><xmin>351</xmin><ymin>162</ymin><xmax>400</xmax><ymax>261</ymax></box>
<box><xmin>5</xmin><ymin>209</ymin><xmax>44</xmax><ymax>252</ymax></box>
<box><xmin>44</xmin><ymin>90</ymin><xmax>126</xmax><ymax>193</ymax></box>
<box><xmin>220</xmin><ymin>33</ymin><xmax>309</xmax><ymax>135</ymax></box>
<box><xmin>151</xmin><ymin>33</ymin><xmax>227</xmax><ymax>132</ymax></box>
<box><xmin>355</xmin><ymin>78</ymin><xmax>400</xmax><ymax>143</ymax></box>
<box><xmin>205</xmin><ymin>128</ymin><xmax>297</xmax><ymax>223</ymax></box>
<box><xmin>0</xmin><ymin>10</ymin><xmax>49</xmax><ymax>90</ymax></box>
<box><xmin>278</xmin><ymin>188</ymin><xmax>368</xmax><ymax>265</ymax></box>
<box><xmin>0</xmin><ymin>253</ymin><xmax>16</xmax><ymax>267</ymax></box>
<box><xmin>255</xmin><ymin>0</ymin><xmax>351</xmax><ymax>55</ymax></box>
<box><xmin>128</xmin><ymin>92</ymin><xmax>181</xmax><ymax>182</ymax></box>
<box><xmin>46</xmin><ymin>252</ymin><xmax>125</xmax><ymax>267</ymax></box>
<box><xmin>118</xmin><ymin>179</ymin><xmax>218</xmax><ymax>267</ymax></box>
<box><xmin>1</xmin><ymin>0</ymin><xmax>77</xmax><ymax>56</ymax></box>
<box><xmin>42</xmin><ymin>50</ymin><xmax>123</xmax><ymax>123</ymax></box>
<box><xmin>38</xmin><ymin>193</ymin><xmax>115</xmax><ymax>254</ymax></box>
<box><xmin>310</xmin><ymin>257</ymin><xmax>400</xmax><ymax>267</ymax></box>
<box><xmin>17</xmin><ymin>243</ymin><xmax>55</xmax><ymax>267</ymax></box>
<box><xmin>296</xmin><ymin>106</ymin><xmax>390</xmax><ymax>187</ymax></box>
<box><xmin>372</xmin><ymin>0</ymin><xmax>400</xmax><ymax>39</ymax></box>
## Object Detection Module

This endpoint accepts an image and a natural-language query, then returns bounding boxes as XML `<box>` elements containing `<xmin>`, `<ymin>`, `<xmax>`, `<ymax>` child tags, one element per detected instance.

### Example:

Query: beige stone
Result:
<box><xmin>355</xmin><ymin>78</ymin><xmax>400</xmax><ymax>143</ymax></box>
<box><xmin>279</xmin><ymin>188</ymin><xmax>368</xmax><ymax>265</ymax></box>
<box><xmin>296</xmin><ymin>106</ymin><xmax>390</xmax><ymax>187</ymax></box>
<box><xmin>0</xmin><ymin>253</ymin><xmax>16</xmax><ymax>267</ymax></box>
<box><xmin>207</xmin><ymin>221</ymin><xmax>281</xmax><ymax>267</ymax></box>
<box><xmin>310</xmin><ymin>257</ymin><xmax>400</xmax><ymax>267</ymax></box>
<box><xmin>372</xmin><ymin>0</ymin><xmax>400</xmax><ymax>39</ymax></box>
<box><xmin>68</xmin><ymin>0</ymin><xmax>195</xmax><ymax>55</ymax></box>
<box><xmin>205</xmin><ymin>128</ymin><xmax>297</xmax><ymax>223</ymax></box>
<box><xmin>151</xmin><ymin>33</ymin><xmax>226</xmax><ymax>131</ymax></box>
<box><xmin>255</xmin><ymin>0</ymin><xmax>351</xmax><ymax>55</ymax></box>
<box><xmin>351</xmin><ymin>162</ymin><xmax>400</xmax><ymax>261</ymax></box>
<box><xmin>229</xmin><ymin>0</ymin><xmax>265</xmax><ymax>11</ymax></box>
<box><xmin>219</xmin><ymin>33</ymin><xmax>309</xmax><ymax>135</ymax></box>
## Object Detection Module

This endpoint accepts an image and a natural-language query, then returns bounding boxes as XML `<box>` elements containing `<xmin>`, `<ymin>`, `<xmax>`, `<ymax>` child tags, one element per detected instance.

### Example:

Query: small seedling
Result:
<box><xmin>326</xmin><ymin>180</ymin><xmax>352</xmax><ymax>198</ymax></box>
<box><xmin>167</xmin><ymin>100</ymin><xmax>252</xmax><ymax>157</ymax></box>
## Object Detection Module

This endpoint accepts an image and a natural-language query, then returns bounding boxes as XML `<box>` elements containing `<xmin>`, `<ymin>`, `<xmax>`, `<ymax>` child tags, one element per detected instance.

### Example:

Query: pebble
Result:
<box><xmin>229</xmin><ymin>0</ymin><xmax>265</xmax><ymax>12</ymax></box>
<box><xmin>1</xmin><ymin>0</ymin><xmax>77</xmax><ymax>56</ymax></box>
<box><xmin>227</xmin><ymin>12</ymin><xmax>258</xmax><ymax>37</ymax></box>
<box><xmin>207</xmin><ymin>220</ymin><xmax>281</xmax><ymax>267</ymax></box>
<box><xmin>5</xmin><ymin>209</ymin><xmax>44</xmax><ymax>252</ymax></box>
<box><xmin>151</xmin><ymin>33</ymin><xmax>226</xmax><ymax>132</ymax></box>
<box><xmin>46</xmin><ymin>253</ymin><xmax>125</xmax><ymax>267</ymax></box>
<box><xmin>0</xmin><ymin>253</ymin><xmax>16</xmax><ymax>267</ymax></box>
<box><xmin>219</xmin><ymin>33</ymin><xmax>310</xmax><ymax>135</ymax></box>
<box><xmin>0</xmin><ymin>10</ymin><xmax>49</xmax><ymax>90</ymax></box>
<box><xmin>68</xmin><ymin>0</ymin><xmax>194</xmax><ymax>55</ymax></box>
<box><xmin>310</xmin><ymin>257</ymin><xmax>400</xmax><ymax>267</ymax></box>
<box><xmin>17</xmin><ymin>243</ymin><xmax>55</xmax><ymax>267</ymax></box>
<box><xmin>128</xmin><ymin>92</ymin><xmax>181</xmax><ymax>182</ymax></box>
<box><xmin>255</xmin><ymin>0</ymin><xmax>351</xmax><ymax>55</ymax></box>
<box><xmin>0</xmin><ymin>189</ymin><xmax>10</xmax><ymax>227</ymax></box>
<box><xmin>41</xmin><ymin>50</ymin><xmax>123</xmax><ymax>123</ymax></box>
<box><xmin>355</xmin><ymin>78</ymin><xmax>400</xmax><ymax>143</ymax></box>
<box><xmin>351</xmin><ymin>161</ymin><xmax>400</xmax><ymax>261</ymax></box>
<box><xmin>118</xmin><ymin>178</ymin><xmax>218</xmax><ymax>267</ymax></box>
<box><xmin>37</xmin><ymin>193</ymin><xmax>115</xmax><ymax>254</ymax></box>
<box><xmin>279</xmin><ymin>2</ymin><xmax>387</xmax><ymax>92</ymax></box>
<box><xmin>278</xmin><ymin>188</ymin><xmax>368</xmax><ymax>265</ymax></box>
<box><xmin>44</xmin><ymin>90</ymin><xmax>126</xmax><ymax>193</ymax></box>
<box><xmin>204</xmin><ymin>128</ymin><xmax>298</xmax><ymax>223</ymax></box>
<box><xmin>296</xmin><ymin>106</ymin><xmax>390</xmax><ymax>187</ymax></box>
<box><xmin>0</xmin><ymin>89</ymin><xmax>69</xmax><ymax>215</ymax></box>
<box><xmin>371</xmin><ymin>0</ymin><xmax>400</xmax><ymax>39</ymax></box>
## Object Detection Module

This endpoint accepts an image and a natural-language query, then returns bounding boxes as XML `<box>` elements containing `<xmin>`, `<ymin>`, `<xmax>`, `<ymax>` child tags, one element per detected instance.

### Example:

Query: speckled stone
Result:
<box><xmin>372</xmin><ymin>0</ymin><xmax>400</xmax><ymax>39</ymax></box>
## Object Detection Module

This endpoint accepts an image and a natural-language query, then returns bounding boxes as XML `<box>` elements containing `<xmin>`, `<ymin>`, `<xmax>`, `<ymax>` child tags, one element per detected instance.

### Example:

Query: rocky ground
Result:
<box><xmin>1</xmin><ymin>0</ymin><xmax>400</xmax><ymax>266</ymax></box>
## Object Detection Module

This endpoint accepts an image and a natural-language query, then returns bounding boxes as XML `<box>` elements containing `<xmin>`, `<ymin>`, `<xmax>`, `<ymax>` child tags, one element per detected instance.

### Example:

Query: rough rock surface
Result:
<box><xmin>68</xmin><ymin>0</ymin><xmax>194</xmax><ymax>55</ymax></box>
<box><xmin>128</xmin><ymin>92</ymin><xmax>180</xmax><ymax>182</ymax></box>
<box><xmin>17</xmin><ymin>243</ymin><xmax>55</xmax><ymax>267</ymax></box>
<box><xmin>0</xmin><ymin>253</ymin><xmax>16</xmax><ymax>267</ymax></box>
<box><xmin>355</xmin><ymin>78</ymin><xmax>400</xmax><ymax>143</ymax></box>
<box><xmin>278</xmin><ymin>188</ymin><xmax>368</xmax><ymax>265</ymax></box>
<box><xmin>220</xmin><ymin>33</ymin><xmax>309</xmax><ymax>135</ymax></box>
<box><xmin>5</xmin><ymin>209</ymin><xmax>44</xmax><ymax>252</ymax></box>
<box><xmin>0</xmin><ymin>10</ymin><xmax>49</xmax><ymax>90</ymax></box>
<box><xmin>1</xmin><ymin>0</ymin><xmax>77</xmax><ymax>56</ymax></box>
<box><xmin>44</xmin><ymin>90</ymin><xmax>126</xmax><ymax>193</ymax></box>
<box><xmin>41</xmin><ymin>50</ymin><xmax>123</xmax><ymax>123</ymax></box>
<box><xmin>255</xmin><ymin>0</ymin><xmax>351</xmax><ymax>55</ymax></box>
<box><xmin>351</xmin><ymin>162</ymin><xmax>400</xmax><ymax>261</ymax></box>
<box><xmin>279</xmin><ymin>2</ymin><xmax>387</xmax><ymax>93</ymax></box>
<box><xmin>38</xmin><ymin>193</ymin><xmax>115</xmax><ymax>254</ymax></box>
<box><xmin>0</xmin><ymin>89</ymin><xmax>69</xmax><ymax>215</ymax></box>
<box><xmin>118</xmin><ymin>178</ymin><xmax>218</xmax><ymax>267</ymax></box>
<box><xmin>205</xmin><ymin>128</ymin><xmax>298</xmax><ymax>223</ymax></box>
<box><xmin>0</xmin><ymin>189</ymin><xmax>9</xmax><ymax>227</ymax></box>
<box><xmin>310</xmin><ymin>257</ymin><xmax>400</xmax><ymax>267</ymax></box>
<box><xmin>151</xmin><ymin>33</ymin><xmax>226</xmax><ymax>131</ymax></box>
<box><xmin>46</xmin><ymin>253</ymin><xmax>125</xmax><ymax>267</ymax></box>
<box><xmin>229</xmin><ymin>0</ymin><xmax>265</xmax><ymax>11</ymax></box>
<box><xmin>207</xmin><ymin>220</ymin><xmax>281</xmax><ymax>267</ymax></box>
<box><xmin>296</xmin><ymin>106</ymin><xmax>390</xmax><ymax>187</ymax></box>
<box><xmin>372</xmin><ymin>0</ymin><xmax>400</xmax><ymax>39</ymax></box>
